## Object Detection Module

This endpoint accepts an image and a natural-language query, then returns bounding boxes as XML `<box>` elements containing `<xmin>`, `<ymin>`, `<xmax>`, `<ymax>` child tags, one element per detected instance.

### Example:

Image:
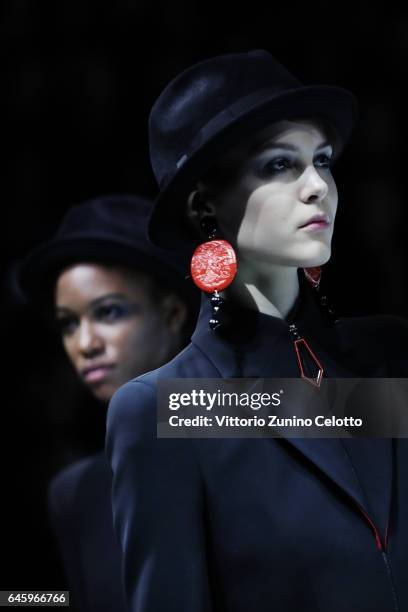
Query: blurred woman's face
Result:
<box><xmin>55</xmin><ymin>263</ymin><xmax>185</xmax><ymax>403</ymax></box>
<box><xmin>201</xmin><ymin>119</ymin><xmax>338</xmax><ymax>268</ymax></box>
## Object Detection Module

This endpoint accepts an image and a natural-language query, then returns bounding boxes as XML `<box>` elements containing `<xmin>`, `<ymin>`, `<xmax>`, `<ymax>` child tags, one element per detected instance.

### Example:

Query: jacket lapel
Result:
<box><xmin>191</xmin><ymin>287</ymin><xmax>393</xmax><ymax>540</ymax></box>
<box><xmin>278</xmin><ymin>436</ymin><xmax>392</xmax><ymax>536</ymax></box>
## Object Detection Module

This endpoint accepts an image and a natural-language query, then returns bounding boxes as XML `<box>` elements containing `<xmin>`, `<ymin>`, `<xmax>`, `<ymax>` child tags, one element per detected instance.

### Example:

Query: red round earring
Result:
<box><xmin>191</xmin><ymin>239</ymin><xmax>237</xmax><ymax>293</ymax></box>
<box><xmin>190</xmin><ymin>219</ymin><xmax>237</xmax><ymax>330</ymax></box>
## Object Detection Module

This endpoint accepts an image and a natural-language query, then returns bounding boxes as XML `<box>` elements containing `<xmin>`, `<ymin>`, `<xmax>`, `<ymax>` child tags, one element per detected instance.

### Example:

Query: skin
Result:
<box><xmin>187</xmin><ymin>119</ymin><xmax>338</xmax><ymax>318</ymax></box>
<box><xmin>55</xmin><ymin>263</ymin><xmax>187</xmax><ymax>403</ymax></box>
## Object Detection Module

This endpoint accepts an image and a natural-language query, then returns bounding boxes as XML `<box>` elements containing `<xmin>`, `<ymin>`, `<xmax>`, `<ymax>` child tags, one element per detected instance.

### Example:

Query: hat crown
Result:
<box><xmin>149</xmin><ymin>50</ymin><xmax>301</xmax><ymax>188</ymax></box>
<box><xmin>18</xmin><ymin>194</ymin><xmax>198</xmax><ymax>305</ymax></box>
<box><xmin>56</xmin><ymin>194</ymin><xmax>151</xmax><ymax>244</ymax></box>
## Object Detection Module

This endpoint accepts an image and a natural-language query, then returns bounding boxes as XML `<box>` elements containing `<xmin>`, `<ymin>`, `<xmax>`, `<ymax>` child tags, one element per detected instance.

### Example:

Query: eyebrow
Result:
<box><xmin>55</xmin><ymin>293</ymin><xmax>128</xmax><ymax>314</ymax></box>
<box><xmin>251</xmin><ymin>139</ymin><xmax>332</xmax><ymax>155</ymax></box>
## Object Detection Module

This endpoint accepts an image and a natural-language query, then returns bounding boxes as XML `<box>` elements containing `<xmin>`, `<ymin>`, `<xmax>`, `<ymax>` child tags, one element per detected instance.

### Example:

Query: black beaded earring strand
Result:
<box><xmin>200</xmin><ymin>219</ymin><xmax>225</xmax><ymax>331</ymax></box>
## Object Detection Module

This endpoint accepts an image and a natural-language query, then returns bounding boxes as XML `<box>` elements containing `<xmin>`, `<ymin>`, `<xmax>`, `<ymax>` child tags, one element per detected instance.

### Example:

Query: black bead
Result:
<box><xmin>319</xmin><ymin>294</ymin><xmax>337</xmax><ymax>324</ymax></box>
<box><xmin>209</xmin><ymin>292</ymin><xmax>225</xmax><ymax>331</ymax></box>
<box><xmin>200</xmin><ymin>218</ymin><xmax>218</xmax><ymax>239</ymax></box>
<box><xmin>211</xmin><ymin>294</ymin><xmax>223</xmax><ymax>306</ymax></box>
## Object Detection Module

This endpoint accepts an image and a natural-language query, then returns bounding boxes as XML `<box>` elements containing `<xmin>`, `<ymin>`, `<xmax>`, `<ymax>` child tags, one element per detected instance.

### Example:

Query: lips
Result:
<box><xmin>81</xmin><ymin>364</ymin><xmax>115</xmax><ymax>384</ymax></box>
<box><xmin>299</xmin><ymin>214</ymin><xmax>330</xmax><ymax>228</ymax></box>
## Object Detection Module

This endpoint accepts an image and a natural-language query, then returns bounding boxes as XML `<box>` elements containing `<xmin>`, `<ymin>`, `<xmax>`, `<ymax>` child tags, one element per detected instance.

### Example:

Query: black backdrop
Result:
<box><xmin>2</xmin><ymin>1</ymin><xmax>408</xmax><ymax>596</ymax></box>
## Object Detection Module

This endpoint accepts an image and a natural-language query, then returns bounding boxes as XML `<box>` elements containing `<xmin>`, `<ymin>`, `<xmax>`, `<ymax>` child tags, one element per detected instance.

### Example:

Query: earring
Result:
<box><xmin>190</xmin><ymin>218</ymin><xmax>237</xmax><ymax>330</ymax></box>
<box><xmin>303</xmin><ymin>266</ymin><xmax>337</xmax><ymax>324</ymax></box>
<box><xmin>303</xmin><ymin>266</ymin><xmax>321</xmax><ymax>289</ymax></box>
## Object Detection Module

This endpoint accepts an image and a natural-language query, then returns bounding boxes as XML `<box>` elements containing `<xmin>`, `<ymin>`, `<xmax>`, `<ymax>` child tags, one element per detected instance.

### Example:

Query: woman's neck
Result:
<box><xmin>224</xmin><ymin>261</ymin><xmax>300</xmax><ymax>320</ymax></box>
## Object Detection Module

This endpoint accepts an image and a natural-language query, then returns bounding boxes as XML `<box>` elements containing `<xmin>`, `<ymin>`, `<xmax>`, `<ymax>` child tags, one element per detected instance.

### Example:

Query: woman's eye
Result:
<box><xmin>314</xmin><ymin>153</ymin><xmax>333</xmax><ymax>169</ymax></box>
<box><xmin>258</xmin><ymin>153</ymin><xmax>333</xmax><ymax>177</ymax></box>
<box><xmin>94</xmin><ymin>303</ymin><xmax>127</xmax><ymax>323</ymax></box>
<box><xmin>259</xmin><ymin>157</ymin><xmax>292</xmax><ymax>175</ymax></box>
<box><xmin>55</xmin><ymin>317</ymin><xmax>78</xmax><ymax>336</ymax></box>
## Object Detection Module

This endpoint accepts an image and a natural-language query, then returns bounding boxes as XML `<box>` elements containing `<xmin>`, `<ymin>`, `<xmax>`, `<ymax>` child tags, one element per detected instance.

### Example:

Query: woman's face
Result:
<box><xmin>200</xmin><ymin>119</ymin><xmax>338</xmax><ymax>268</ymax></box>
<box><xmin>55</xmin><ymin>263</ymin><xmax>185</xmax><ymax>403</ymax></box>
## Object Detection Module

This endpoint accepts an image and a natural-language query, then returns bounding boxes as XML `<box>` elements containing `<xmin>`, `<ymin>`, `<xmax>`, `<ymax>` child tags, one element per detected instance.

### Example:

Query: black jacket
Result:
<box><xmin>48</xmin><ymin>452</ymin><xmax>127</xmax><ymax>612</ymax></box>
<box><xmin>106</xmin><ymin>278</ymin><xmax>408</xmax><ymax>612</ymax></box>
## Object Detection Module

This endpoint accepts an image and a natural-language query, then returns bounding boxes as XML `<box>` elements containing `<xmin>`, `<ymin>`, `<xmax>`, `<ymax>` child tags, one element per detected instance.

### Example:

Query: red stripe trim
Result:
<box><xmin>358</xmin><ymin>505</ymin><xmax>383</xmax><ymax>551</ymax></box>
<box><xmin>293</xmin><ymin>338</ymin><xmax>324</xmax><ymax>387</ymax></box>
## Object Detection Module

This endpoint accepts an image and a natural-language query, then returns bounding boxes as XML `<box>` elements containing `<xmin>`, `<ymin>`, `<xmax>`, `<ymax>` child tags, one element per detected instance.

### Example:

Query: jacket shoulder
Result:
<box><xmin>106</xmin><ymin>378</ymin><xmax>157</xmax><ymax>442</ymax></box>
<box><xmin>139</xmin><ymin>341</ymin><xmax>221</xmax><ymax>383</ymax></box>
<box><xmin>107</xmin><ymin>342</ymin><xmax>218</xmax><ymax>438</ymax></box>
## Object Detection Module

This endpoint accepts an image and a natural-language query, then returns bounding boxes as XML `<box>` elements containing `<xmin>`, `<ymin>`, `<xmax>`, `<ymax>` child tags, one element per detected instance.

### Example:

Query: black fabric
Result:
<box><xmin>17</xmin><ymin>194</ymin><xmax>195</xmax><ymax>307</ymax></box>
<box><xmin>48</xmin><ymin>452</ymin><xmax>126</xmax><ymax>612</ymax></box>
<box><xmin>106</xmin><ymin>277</ymin><xmax>408</xmax><ymax>611</ymax></box>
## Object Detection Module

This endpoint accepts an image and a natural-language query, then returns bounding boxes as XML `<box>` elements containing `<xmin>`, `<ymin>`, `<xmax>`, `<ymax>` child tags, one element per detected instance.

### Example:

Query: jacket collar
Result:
<box><xmin>192</xmin><ymin>269</ymin><xmax>350</xmax><ymax>377</ymax></box>
<box><xmin>191</xmin><ymin>271</ymin><xmax>392</xmax><ymax>543</ymax></box>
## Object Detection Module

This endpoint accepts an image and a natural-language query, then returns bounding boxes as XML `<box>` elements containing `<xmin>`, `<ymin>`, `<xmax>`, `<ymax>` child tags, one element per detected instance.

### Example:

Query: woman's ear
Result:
<box><xmin>186</xmin><ymin>183</ymin><xmax>217</xmax><ymax>238</ymax></box>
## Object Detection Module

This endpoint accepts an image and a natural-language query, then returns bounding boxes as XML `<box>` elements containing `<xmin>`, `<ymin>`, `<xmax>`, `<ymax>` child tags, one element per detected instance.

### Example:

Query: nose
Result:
<box><xmin>299</xmin><ymin>166</ymin><xmax>329</xmax><ymax>203</ymax></box>
<box><xmin>77</xmin><ymin>318</ymin><xmax>104</xmax><ymax>358</ymax></box>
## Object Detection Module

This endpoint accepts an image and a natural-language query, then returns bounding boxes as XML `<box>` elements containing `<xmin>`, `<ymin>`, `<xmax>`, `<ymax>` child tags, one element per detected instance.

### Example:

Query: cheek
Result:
<box><xmin>61</xmin><ymin>337</ymin><xmax>78</xmax><ymax>367</ymax></box>
<box><xmin>107</xmin><ymin>314</ymin><xmax>166</xmax><ymax>361</ymax></box>
<box><xmin>237</xmin><ymin>188</ymin><xmax>291</xmax><ymax>252</ymax></box>
<box><xmin>332</xmin><ymin>192</ymin><xmax>338</xmax><ymax>216</ymax></box>
<box><xmin>111</xmin><ymin>316</ymin><xmax>173</xmax><ymax>379</ymax></box>
<box><xmin>216</xmin><ymin>182</ymin><xmax>256</xmax><ymax>243</ymax></box>
<box><xmin>327</xmin><ymin>176</ymin><xmax>338</xmax><ymax>210</ymax></box>
<box><xmin>105</xmin><ymin>320</ymin><xmax>146</xmax><ymax>359</ymax></box>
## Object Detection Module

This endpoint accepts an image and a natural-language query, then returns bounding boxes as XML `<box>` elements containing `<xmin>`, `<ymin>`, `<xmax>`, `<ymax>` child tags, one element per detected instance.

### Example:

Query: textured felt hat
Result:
<box><xmin>18</xmin><ymin>194</ymin><xmax>194</xmax><ymax>308</ymax></box>
<box><xmin>148</xmin><ymin>49</ymin><xmax>358</xmax><ymax>249</ymax></box>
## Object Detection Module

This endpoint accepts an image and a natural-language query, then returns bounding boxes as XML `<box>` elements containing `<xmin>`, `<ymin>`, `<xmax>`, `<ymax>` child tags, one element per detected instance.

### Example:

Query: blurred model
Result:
<box><xmin>19</xmin><ymin>194</ymin><xmax>197</xmax><ymax>612</ymax></box>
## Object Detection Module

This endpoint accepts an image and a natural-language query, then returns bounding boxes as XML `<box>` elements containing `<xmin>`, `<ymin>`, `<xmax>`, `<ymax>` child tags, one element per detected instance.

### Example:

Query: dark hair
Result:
<box><xmin>142</xmin><ymin>268</ymin><xmax>198</xmax><ymax>343</ymax></box>
<box><xmin>303</xmin><ymin>116</ymin><xmax>343</xmax><ymax>161</ymax></box>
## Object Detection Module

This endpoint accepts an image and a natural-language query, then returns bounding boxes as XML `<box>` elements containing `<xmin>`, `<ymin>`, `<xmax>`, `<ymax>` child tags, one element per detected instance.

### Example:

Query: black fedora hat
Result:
<box><xmin>148</xmin><ymin>49</ymin><xmax>358</xmax><ymax>249</ymax></box>
<box><xmin>18</xmin><ymin>194</ymin><xmax>195</xmax><ymax>309</ymax></box>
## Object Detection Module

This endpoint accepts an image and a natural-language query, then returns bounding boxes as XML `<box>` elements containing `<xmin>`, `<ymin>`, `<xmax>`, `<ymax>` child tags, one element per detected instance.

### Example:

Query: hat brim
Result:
<box><xmin>148</xmin><ymin>85</ymin><xmax>358</xmax><ymax>249</ymax></box>
<box><xmin>18</xmin><ymin>235</ymin><xmax>194</xmax><ymax>308</ymax></box>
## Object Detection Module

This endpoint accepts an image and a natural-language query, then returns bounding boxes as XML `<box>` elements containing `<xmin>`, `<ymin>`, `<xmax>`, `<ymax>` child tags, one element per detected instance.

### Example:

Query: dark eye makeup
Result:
<box><xmin>256</xmin><ymin>152</ymin><xmax>333</xmax><ymax>178</ymax></box>
<box><xmin>92</xmin><ymin>302</ymin><xmax>140</xmax><ymax>323</ymax></box>
<box><xmin>54</xmin><ymin>300</ymin><xmax>142</xmax><ymax>336</ymax></box>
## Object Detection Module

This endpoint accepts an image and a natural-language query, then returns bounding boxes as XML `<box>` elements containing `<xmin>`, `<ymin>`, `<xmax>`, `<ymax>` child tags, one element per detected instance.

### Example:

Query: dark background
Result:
<box><xmin>2</xmin><ymin>0</ymin><xmax>408</xmax><ymax>598</ymax></box>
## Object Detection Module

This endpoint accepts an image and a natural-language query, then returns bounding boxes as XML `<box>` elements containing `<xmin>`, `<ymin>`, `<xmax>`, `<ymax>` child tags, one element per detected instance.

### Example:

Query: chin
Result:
<box><xmin>90</xmin><ymin>384</ymin><xmax>116</xmax><ymax>404</ymax></box>
<box><xmin>299</xmin><ymin>243</ymin><xmax>331</xmax><ymax>267</ymax></box>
